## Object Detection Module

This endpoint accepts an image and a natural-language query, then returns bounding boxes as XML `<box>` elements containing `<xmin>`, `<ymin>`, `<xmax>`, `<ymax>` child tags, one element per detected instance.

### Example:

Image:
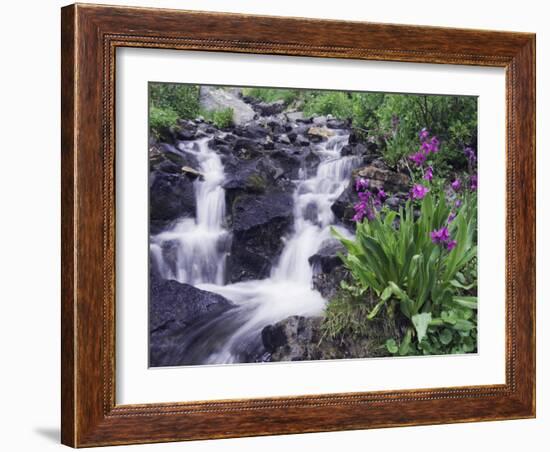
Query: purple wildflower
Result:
<box><xmin>446</xmin><ymin>240</ymin><xmax>458</xmax><ymax>251</ymax></box>
<box><xmin>355</xmin><ymin>178</ymin><xmax>369</xmax><ymax>192</ymax></box>
<box><xmin>423</xmin><ymin>166</ymin><xmax>433</xmax><ymax>182</ymax></box>
<box><xmin>409</xmin><ymin>151</ymin><xmax>427</xmax><ymax>166</ymax></box>
<box><xmin>411</xmin><ymin>184</ymin><xmax>429</xmax><ymax>200</ymax></box>
<box><xmin>420</xmin><ymin>141</ymin><xmax>432</xmax><ymax>154</ymax></box>
<box><xmin>447</xmin><ymin>211</ymin><xmax>457</xmax><ymax>223</ymax></box>
<box><xmin>377</xmin><ymin>189</ymin><xmax>387</xmax><ymax>201</ymax></box>
<box><xmin>455</xmin><ymin>199</ymin><xmax>462</xmax><ymax>208</ymax></box>
<box><xmin>419</xmin><ymin>128</ymin><xmax>430</xmax><ymax>141</ymax></box>
<box><xmin>430</xmin><ymin>137</ymin><xmax>440</xmax><ymax>153</ymax></box>
<box><xmin>464</xmin><ymin>147</ymin><xmax>477</xmax><ymax>164</ymax></box>
<box><xmin>470</xmin><ymin>174</ymin><xmax>478</xmax><ymax>191</ymax></box>
<box><xmin>352</xmin><ymin>201</ymin><xmax>367</xmax><ymax>222</ymax></box>
<box><xmin>451</xmin><ymin>179</ymin><xmax>462</xmax><ymax>192</ymax></box>
<box><xmin>430</xmin><ymin>226</ymin><xmax>450</xmax><ymax>244</ymax></box>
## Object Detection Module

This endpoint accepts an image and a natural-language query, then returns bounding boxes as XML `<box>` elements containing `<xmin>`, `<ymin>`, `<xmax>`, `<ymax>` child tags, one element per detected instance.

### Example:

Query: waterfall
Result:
<box><xmin>150</xmin><ymin>138</ymin><xmax>229</xmax><ymax>285</ymax></box>
<box><xmin>151</xmin><ymin>129</ymin><xmax>359</xmax><ymax>364</ymax></box>
<box><xmin>271</xmin><ymin>134</ymin><xmax>359</xmax><ymax>284</ymax></box>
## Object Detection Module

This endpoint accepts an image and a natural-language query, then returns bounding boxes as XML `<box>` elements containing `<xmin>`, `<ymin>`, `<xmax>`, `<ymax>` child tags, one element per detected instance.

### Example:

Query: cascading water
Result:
<box><xmin>151</xmin><ymin>130</ymin><xmax>359</xmax><ymax>365</ymax></box>
<box><xmin>151</xmin><ymin>138</ymin><xmax>229</xmax><ymax>285</ymax></box>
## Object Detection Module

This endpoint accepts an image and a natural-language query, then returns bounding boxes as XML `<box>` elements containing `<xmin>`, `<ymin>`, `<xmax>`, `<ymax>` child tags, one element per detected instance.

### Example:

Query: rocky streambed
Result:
<box><xmin>149</xmin><ymin>91</ymin><xmax>411</xmax><ymax>366</ymax></box>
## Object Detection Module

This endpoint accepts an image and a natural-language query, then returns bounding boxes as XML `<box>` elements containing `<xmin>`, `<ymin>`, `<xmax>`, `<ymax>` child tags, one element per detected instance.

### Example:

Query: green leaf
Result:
<box><xmin>453</xmin><ymin>296</ymin><xmax>478</xmax><ymax>309</ymax></box>
<box><xmin>439</xmin><ymin>328</ymin><xmax>453</xmax><ymax>345</ymax></box>
<box><xmin>399</xmin><ymin>328</ymin><xmax>413</xmax><ymax>356</ymax></box>
<box><xmin>412</xmin><ymin>312</ymin><xmax>432</xmax><ymax>343</ymax></box>
<box><xmin>385</xmin><ymin>338</ymin><xmax>398</xmax><ymax>354</ymax></box>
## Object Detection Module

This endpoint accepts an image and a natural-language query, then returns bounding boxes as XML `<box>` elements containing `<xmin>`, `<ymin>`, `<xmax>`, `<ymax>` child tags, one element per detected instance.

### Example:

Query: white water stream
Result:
<box><xmin>151</xmin><ymin>131</ymin><xmax>358</xmax><ymax>364</ymax></box>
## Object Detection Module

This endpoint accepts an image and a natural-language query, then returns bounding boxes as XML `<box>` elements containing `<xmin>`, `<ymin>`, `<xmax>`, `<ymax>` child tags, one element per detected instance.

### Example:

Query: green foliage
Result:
<box><xmin>303</xmin><ymin>91</ymin><xmax>354</xmax><ymax>119</ymax></box>
<box><xmin>376</xmin><ymin>94</ymin><xmax>477</xmax><ymax>170</ymax></box>
<box><xmin>203</xmin><ymin>107</ymin><xmax>234</xmax><ymax>129</ymax></box>
<box><xmin>242</xmin><ymin>87</ymin><xmax>301</xmax><ymax>105</ymax></box>
<box><xmin>333</xmin><ymin>191</ymin><xmax>478</xmax><ymax>355</ymax></box>
<box><xmin>149</xmin><ymin>105</ymin><xmax>179</xmax><ymax>138</ymax></box>
<box><xmin>149</xmin><ymin>83</ymin><xmax>201</xmax><ymax>137</ymax></box>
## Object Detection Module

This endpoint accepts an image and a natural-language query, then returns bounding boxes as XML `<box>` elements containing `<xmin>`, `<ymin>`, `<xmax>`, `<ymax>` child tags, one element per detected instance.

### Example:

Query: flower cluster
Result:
<box><xmin>430</xmin><ymin>226</ymin><xmax>457</xmax><ymax>251</ymax></box>
<box><xmin>352</xmin><ymin>178</ymin><xmax>387</xmax><ymax>222</ymax></box>
<box><xmin>409</xmin><ymin>128</ymin><xmax>440</xmax><ymax>168</ymax></box>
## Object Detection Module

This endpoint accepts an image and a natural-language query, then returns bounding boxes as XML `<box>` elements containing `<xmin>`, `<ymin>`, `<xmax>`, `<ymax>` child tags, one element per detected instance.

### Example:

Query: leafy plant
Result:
<box><xmin>149</xmin><ymin>83</ymin><xmax>201</xmax><ymax>137</ymax></box>
<box><xmin>149</xmin><ymin>105</ymin><xmax>179</xmax><ymax>138</ymax></box>
<box><xmin>333</xmin><ymin>190</ymin><xmax>478</xmax><ymax>355</ymax></box>
<box><xmin>242</xmin><ymin>87</ymin><xmax>301</xmax><ymax>105</ymax></box>
<box><xmin>203</xmin><ymin>107</ymin><xmax>234</xmax><ymax>128</ymax></box>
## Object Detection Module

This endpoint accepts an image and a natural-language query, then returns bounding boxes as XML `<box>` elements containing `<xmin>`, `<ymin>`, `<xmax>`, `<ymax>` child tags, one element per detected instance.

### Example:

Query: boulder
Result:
<box><xmin>308</xmin><ymin>241</ymin><xmax>346</xmax><ymax>274</ymax></box>
<box><xmin>312</xmin><ymin>266</ymin><xmax>350</xmax><ymax>300</ymax></box>
<box><xmin>269</xmin><ymin>147</ymin><xmax>302</xmax><ymax>179</ymax></box>
<box><xmin>326</xmin><ymin>118</ymin><xmax>350</xmax><ymax>129</ymax></box>
<box><xmin>149</xmin><ymin>172</ymin><xmax>196</xmax><ymax>223</ymax></box>
<box><xmin>262</xmin><ymin>312</ymin><xmax>403</xmax><ymax>362</ymax></box>
<box><xmin>353</xmin><ymin>164</ymin><xmax>410</xmax><ymax>192</ymax></box>
<box><xmin>307</xmin><ymin>126</ymin><xmax>335</xmax><ymax>142</ymax></box>
<box><xmin>175</xmin><ymin>120</ymin><xmax>198</xmax><ymax>140</ymax></box>
<box><xmin>330</xmin><ymin>181</ymin><xmax>357</xmax><ymax>226</ymax></box>
<box><xmin>149</xmin><ymin>275</ymin><xmax>235</xmax><ymax>367</ymax></box>
<box><xmin>227</xmin><ymin>192</ymin><xmax>294</xmax><ymax>282</ymax></box>
<box><xmin>199</xmin><ymin>86</ymin><xmax>255</xmax><ymax>125</ymax></box>
<box><xmin>295</xmin><ymin>134</ymin><xmax>310</xmax><ymax>146</ymax></box>
<box><xmin>254</xmin><ymin>100</ymin><xmax>286</xmax><ymax>116</ymax></box>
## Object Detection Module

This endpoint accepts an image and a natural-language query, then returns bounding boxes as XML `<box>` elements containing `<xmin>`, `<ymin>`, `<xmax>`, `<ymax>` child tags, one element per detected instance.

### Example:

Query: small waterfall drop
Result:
<box><xmin>151</xmin><ymin>138</ymin><xmax>229</xmax><ymax>285</ymax></box>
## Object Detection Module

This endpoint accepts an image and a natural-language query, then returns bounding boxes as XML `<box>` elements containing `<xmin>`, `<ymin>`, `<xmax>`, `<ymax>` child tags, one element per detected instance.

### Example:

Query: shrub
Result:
<box><xmin>149</xmin><ymin>83</ymin><xmax>201</xmax><ymax>137</ymax></box>
<box><xmin>149</xmin><ymin>105</ymin><xmax>179</xmax><ymax>139</ymax></box>
<box><xmin>203</xmin><ymin>107</ymin><xmax>234</xmax><ymax>129</ymax></box>
<box><xmin>149</xmin><ymin>83</ymin><xmax>200</xmax><ymax>119</ymax></box>
<box><xmin>242</xmin><ymin>87</ymin><xmax>301</xmax><ymax>105</ymax></box>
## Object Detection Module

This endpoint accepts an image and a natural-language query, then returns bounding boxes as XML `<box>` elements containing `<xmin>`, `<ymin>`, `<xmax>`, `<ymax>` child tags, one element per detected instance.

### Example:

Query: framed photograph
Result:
<box><xmin>61</xmin><ymin>3</ymin><xmax>536</xmax><ymax>447</ymax></box>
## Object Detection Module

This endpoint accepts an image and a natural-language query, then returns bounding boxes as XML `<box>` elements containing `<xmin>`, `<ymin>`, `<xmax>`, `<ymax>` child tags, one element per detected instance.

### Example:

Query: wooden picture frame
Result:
<box><xmin>61</xmin><ymin>3</ymin><xmax>536</xmax><ymax>447</ymax></box>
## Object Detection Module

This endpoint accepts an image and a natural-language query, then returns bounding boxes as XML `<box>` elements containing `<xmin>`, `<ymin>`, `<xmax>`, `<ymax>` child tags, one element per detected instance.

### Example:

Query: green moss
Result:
<box><xmin>246</xmin><ymin>174</ymin><xmax>267</xmax><ymax>192</ymax></box>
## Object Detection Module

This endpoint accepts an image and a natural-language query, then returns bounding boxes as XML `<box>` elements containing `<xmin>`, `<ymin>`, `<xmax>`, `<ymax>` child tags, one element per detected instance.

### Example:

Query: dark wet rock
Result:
<box><xmin>149</xmin><ymin>143</ymin><xmax>200</xmax><ymax>224</ymax></box>
<box><xmin>234</xmin><ymin>124</ymin><xmax>270</xmax><ymax>140</ymax></box>
<box><xmin>232</xmin><ymin>137</ymin><xmax>264</xmax><ymax>159</ymax></box>
<box><xmin>348</xmin><ymin>130</ymin><xmax>362</xmax><ymax>145</ymax></box>
<box><xmin>308</xmin><ymin>241</ymin><xmax>346</xmax><ymax>274</ymax></box>
<box><xmin>270</xmin><ymin>147</ymin><xmax>302</xmax><ymax>179</ymax></box>
<box><xmin>295</xmin><ymin>134</ymin><xmax>310</xmax><ymax>146</ymax></box>
<box><xmin>223</xmin><ymin>156</ymin><xmax>289</xmax><ymax>208</ymax></box>
<box><xmin>227</xmin><ymin>193</ymin><xmax>294</xmax><ymax>282</ymax></box>
<box><xmin>330</xmin><ymin>181</ymin><xmax>357</xmax><ymax>226</ymax></box>
<box><xmin>302</xmin><ymin>148</ymin><xmax>321</xmax><ymax>174</ymax></box>
<box><xmin>175</xmin><ymin>120</ymin><xmax>198</xmax><ymax>140</ymax></box>
<box><xmin>149</xmin><ymin>275</ymin><xmax>235</xmax><ymax>367</ymax></box>
<box><xmin>326</xmin><ymin>118</ymin><xmax>350</xmax><ymax>129</ymax></box>
<box><xmin>312</xmin><ymin>266</ymin><xmax>350</xmax><ymax>300</ymax></box>
<box><xmin>277</xmin><ymin>133</ymin><xmax>292</xmax><ymax>145</ymax></box>
<box><xmin>262</xmin><ymin>312</ymin><xmax>401</xmax><ymax>362</ymax></box>
<box><xmin>341</xmin><ymin>143</ymin><xmax>368</xmax><ymax>157</ymax></box>
<box><xmin>149</xmin><ymin>172</ymin><xmax>196</xmax><ymax>223</ymax></box>
<box><xmin>254</xmin><ymin>100</ymin><xmax>286</xmax><ymax>116</ymax></box>
<box><xmin>266</xmin><ymin>118</ymin><xmax>287</xmax><ymax>135</ymax></box>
